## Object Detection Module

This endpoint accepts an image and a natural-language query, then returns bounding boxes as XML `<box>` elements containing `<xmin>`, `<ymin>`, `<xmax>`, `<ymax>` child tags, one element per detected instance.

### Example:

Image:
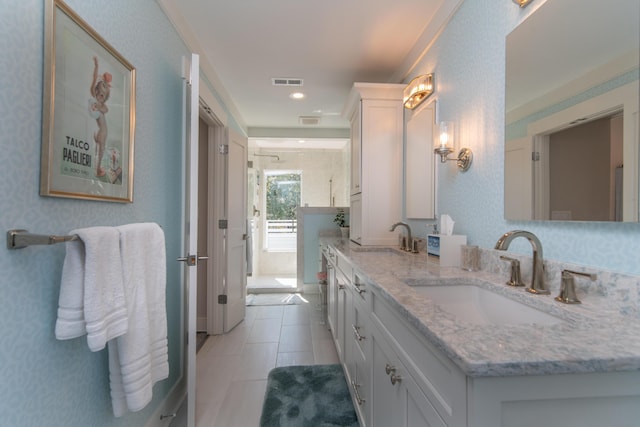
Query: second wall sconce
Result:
<box><xmin>512</xmin><ymin>0</ymin><xmax>533</xmax><ymax>8</ymax></box>
<box><xmin>403</xmin><ymin>74</ymin><xmax>434</xmax><ymax>109</ymax></box>
<box><xmin>434</xmin><ymin>121</ymin><xmax>473</xmax><ymax>171</ymax></box>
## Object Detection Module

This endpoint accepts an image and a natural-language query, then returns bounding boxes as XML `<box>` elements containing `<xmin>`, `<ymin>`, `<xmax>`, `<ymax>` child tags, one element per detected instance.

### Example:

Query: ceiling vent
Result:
<box><xmin>272</xmin><ymin>77</ymin><xmax>304</xmax><ymax>87</ymax></box>
<box><xmin>299</xmin><ymin>116</ymin><xmax>321</xmax><ymax>126</ymax></box>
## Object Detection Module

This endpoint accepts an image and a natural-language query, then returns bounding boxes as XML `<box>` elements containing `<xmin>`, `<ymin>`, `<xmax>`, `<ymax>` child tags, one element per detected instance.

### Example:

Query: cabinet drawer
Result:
<box><xmin>351</xmin><ymin>271</ymin><xmax>371</xmax><ymax>308</ymax></box>
<box><xmin>371</xmin><ymin>290</ymin><xmax>466</xmax><ymax>427</ymax></box>
<box><xmin>336</xmin><ymin>251</ymin><xmax>353</xmax><ymax>278</ymax></box>
<box><xmin>351</xmin><ymin>298</ymin><xmax>370</xmax><ymax>357</ymax></box>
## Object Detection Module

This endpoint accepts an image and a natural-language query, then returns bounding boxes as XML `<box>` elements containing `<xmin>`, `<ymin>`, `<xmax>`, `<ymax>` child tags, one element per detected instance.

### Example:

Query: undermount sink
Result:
<box><xmin>413</xmin><ymin>285</ymin><xmax>563</xmax><ymax>326</ymax></box>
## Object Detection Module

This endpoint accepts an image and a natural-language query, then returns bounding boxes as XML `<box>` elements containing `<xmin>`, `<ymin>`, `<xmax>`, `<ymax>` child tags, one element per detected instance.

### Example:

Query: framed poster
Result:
<box><xmin>41</xmin><ymin>0</ymin><xmax>136</xmax><ymax>202</ymax></box>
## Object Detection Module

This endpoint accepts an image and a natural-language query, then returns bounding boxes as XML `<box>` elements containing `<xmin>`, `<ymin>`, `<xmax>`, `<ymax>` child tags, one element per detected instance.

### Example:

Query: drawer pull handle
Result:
<box><xmin>354</xmin><ymin>283</ymin><xmax>366</xmax><ymax>294</ymax></box>
<box><xmin>390</xmin><ymin>373</ymin><xmax>402</xmax><ymax>386</ymax></box>
<box><xmin>385</xmin><ymin>364</ymin><xmax>396</xmax><ymax>375</ymax></box>
<box><xmin>338</xmin><ymin>284</ymin><xmax>346</xmax><ymax>290</ymax></box>
<box><xmin>351</xmin><ymin>380</ymin><xmax>366</xmax><ymax>405</ymax></box>
<box><xmin>352</xmin><ymin>324</ymin><xmax>365</xmax><ymax>341</ymax></box>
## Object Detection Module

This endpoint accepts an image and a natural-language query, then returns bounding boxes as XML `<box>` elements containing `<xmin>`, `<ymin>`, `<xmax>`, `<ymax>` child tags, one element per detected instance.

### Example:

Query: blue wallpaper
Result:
<box><xmin>408</xmin><ymin>0</ymin><xmax>640</xmax><ymax>276</ymax></box>
<box><xmin>0</xmin><ymin>0</ymin><xmax>190</xmax><ymax>425</ymax></box>
<box><xmin>2</xmin><ymin>0</ymin><xmax>638</xmax><ymax>424</ymax></box>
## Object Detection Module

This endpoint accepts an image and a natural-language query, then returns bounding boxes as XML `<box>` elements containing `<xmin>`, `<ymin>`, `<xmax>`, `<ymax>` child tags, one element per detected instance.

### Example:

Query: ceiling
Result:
<box><xmin>158</xmin><ymin>0</ymin><xmax>462</xmax><ymax>138</ymax></box>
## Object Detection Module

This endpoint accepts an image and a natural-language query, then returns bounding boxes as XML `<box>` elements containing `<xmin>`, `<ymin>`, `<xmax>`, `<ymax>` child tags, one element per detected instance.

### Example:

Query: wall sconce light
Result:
<box><xmin>512</xmin><ymin>0</ymin><xmax>533</xmax><ymax>8</ymax></box>
<box><xmin>434</xmin><ymin>121</ymin><xmax>473</xmax><ymax>171</ymax></box>
<box><xmin>403</xmin><ymin>74</ymin><xmax>434</xmax><ymax>109</ymax></box>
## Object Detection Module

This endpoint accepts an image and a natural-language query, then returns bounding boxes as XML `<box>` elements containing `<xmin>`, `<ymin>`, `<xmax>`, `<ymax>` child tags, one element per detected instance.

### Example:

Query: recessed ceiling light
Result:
<box><xmin>289</xmin><ymin>92</ymin><xmax>305</xmax><ymax>100</ymax></box>
<box><xmin>298</xmin><ymin>140</ymin><xmax>306</xmax><ymax>144</ymax></box>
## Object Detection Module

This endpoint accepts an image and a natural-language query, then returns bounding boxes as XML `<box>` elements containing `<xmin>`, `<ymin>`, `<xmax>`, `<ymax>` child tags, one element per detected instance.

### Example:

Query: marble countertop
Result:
<box><xmin>323</xmin><ymin>238</ymin><xmax>640</xmax><ymax>378</ymax></box>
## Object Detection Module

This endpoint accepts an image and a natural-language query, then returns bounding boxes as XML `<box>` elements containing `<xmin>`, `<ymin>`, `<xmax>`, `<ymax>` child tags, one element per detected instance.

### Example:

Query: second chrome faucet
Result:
<box><xmin>495</xmin><ymin>230</ymin><xmax>549</xmax><ymax>295</ymax></box>
<box><xmin>390</xmin><ymin>221</ymin><xmax>417</xmax><ymax>253</ymax></box>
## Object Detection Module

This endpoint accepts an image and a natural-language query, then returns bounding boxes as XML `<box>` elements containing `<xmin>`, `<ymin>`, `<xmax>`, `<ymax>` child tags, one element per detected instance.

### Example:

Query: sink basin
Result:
<box><xmin>413</xmin><ymin>285</ymin><xmax>563</xmax><ymax>325</ymax></box>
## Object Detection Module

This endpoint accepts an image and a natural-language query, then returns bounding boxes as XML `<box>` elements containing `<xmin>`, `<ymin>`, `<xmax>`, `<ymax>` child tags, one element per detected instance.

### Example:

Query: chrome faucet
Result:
<box><xmin>390</xmin><ymin>222</ymin><xmax>414</xmax><ymax>252</ymax></box>
<box><xmin>494</xmin><ymin>230</ymin><xmax>549</xmax><ymax>294</ymax></box>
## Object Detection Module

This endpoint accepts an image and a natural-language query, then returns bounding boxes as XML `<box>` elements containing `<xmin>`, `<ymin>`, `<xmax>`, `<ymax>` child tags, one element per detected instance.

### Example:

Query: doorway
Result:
<box><xmin>247</xmin><ymin>162</ymin><xmax>299</xmax><ymax>294</ymax></box>
<box><xmin>246</xmin><ymin>142</ymin><xmax>350</xmax><ymax>296</ymax></box>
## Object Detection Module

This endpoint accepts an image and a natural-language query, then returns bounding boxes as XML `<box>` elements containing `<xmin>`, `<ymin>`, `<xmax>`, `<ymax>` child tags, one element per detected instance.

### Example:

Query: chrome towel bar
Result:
<box><xmin>7</xmin><ymin>229</ymin><xmax>79</xmax><ymax>250</ymax></box>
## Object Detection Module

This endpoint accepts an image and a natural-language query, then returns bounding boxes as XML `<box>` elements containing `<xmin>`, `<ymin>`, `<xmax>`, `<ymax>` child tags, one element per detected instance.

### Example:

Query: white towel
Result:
<box><xmin>109</xmin><ymin>223</ymin><xmax>168</xmax><ymax>416</ymax></box>
<box><xmin>55</xmin><ymin>227</ymin><xmax>128</xmax><ymax>351</ymax></box>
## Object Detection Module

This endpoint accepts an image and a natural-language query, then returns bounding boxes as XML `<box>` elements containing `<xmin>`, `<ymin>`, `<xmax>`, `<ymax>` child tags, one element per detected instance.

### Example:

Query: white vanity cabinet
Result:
<box><xmin>343</xmin><ymin>83</ymin><xmax>404</xmax><ymax>246</ymax></box>
<box><xmin>324</xmin><ymin>242</ymin><xmax>640</xmax><ymax>426</ymax></box>
<box><xmin>369</xmin><ymin>285</ymin><xmax>467</xmax><ymax>427</ymax></box>
<box><xmin>325</xmin><ymin>242</ymin><xmax>466</xmax><ymax>427</ymax></box>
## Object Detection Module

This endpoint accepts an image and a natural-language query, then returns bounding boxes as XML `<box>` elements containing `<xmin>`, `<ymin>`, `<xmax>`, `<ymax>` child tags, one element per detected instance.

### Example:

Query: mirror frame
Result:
<box><xmin>504</xmin><ymin>0</ymin><xmax>639</xmax><ymax>222</ymax></box>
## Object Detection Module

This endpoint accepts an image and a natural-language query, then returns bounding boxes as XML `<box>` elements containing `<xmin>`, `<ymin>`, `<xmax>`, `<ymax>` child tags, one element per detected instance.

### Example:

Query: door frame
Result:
<box><xmin>208</xmin><ymin>125</ymin><xmax>226</xmax><ymax>335</ymax></box>
<box><xmin>197</xmin><ymin>104</ymin><xmax>225</xmax><ymax>336</ymax></box>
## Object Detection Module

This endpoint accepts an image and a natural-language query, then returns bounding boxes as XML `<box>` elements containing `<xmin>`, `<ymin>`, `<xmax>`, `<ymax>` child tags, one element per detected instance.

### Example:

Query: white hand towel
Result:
<box><xmin>109</xmin><ymin>223</ymin><xmax>168</xmax><ymax>416</ymax></box>
<box><xmin>55</xmin><ymin>237</ymin><xmax>86</xmax><ymax>340</ymax></box>
<box><xmin>55</xmin><ymin>227</ymin><xmax>128</xmax><ymax>351</ymax></box>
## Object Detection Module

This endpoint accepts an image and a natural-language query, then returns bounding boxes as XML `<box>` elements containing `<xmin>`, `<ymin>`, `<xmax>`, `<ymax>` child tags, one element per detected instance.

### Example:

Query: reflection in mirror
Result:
<box><xmin>545</xmin><ymin>112</ymin><xmax>622</xmax><ymax>221</ymax></box>
<box><xmin>504</xmin><ymin>0</ymin><xmax>639</xmax><ymax>222</ymax></box>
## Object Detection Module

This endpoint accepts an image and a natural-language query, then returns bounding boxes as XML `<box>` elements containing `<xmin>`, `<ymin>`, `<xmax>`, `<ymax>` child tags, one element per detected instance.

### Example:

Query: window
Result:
<box><xmin>264</xmin><ymin>171</ymin><xmax>301</xmax><ymax>251</ymax></box>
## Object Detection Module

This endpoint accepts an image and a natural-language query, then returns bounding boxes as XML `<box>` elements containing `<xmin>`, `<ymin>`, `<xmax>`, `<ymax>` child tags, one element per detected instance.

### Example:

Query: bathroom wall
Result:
<box><xmin>0</xmin><ymin>0</ymin><xmax>222</xmax><ymax>425</ymax></box>
<box><xmin>407</xmin><ymin>0</ymin><xmax>640</xmax><ymax>276</ymax></box>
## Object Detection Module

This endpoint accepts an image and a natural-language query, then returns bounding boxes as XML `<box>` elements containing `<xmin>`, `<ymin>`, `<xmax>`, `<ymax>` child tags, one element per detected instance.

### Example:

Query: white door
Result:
<box><xmin>179</xmin><ymin>53</ymin><xmax>199</xmax><ymax>427</ymax></box>
<box><xmin>224</xmin><ymin>129</ymin><xmax>247</xmax><ymax>332</ymax></box>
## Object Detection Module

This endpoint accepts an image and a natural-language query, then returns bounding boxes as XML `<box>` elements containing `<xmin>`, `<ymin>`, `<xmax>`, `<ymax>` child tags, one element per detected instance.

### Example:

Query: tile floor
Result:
<box><xmin>171</xmin><ymin>293</ymin><xmax>339</xmax><ymax>427</ymax></box>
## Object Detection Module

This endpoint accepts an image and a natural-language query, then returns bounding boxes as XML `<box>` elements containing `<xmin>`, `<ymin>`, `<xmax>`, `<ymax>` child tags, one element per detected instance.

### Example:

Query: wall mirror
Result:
<box><xmin>504</xmin><ymin>0</ymin><xmax>639</xmax><ymax>221</ymax></box>
<box><xmin>405</xmin><ymin>98</ymin><xmax>436</xmax><ymax>219</ymax></box>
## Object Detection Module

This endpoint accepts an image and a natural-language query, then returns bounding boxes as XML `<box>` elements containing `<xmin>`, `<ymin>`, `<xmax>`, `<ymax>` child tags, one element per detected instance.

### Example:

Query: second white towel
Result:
<box><xmin>109</xmin><ymin>222</ymin><xmax>169</xmax><ymax>416</ymax></box>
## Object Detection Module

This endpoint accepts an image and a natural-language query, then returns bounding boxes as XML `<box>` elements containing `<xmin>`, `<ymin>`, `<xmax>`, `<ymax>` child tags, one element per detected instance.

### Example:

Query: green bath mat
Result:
<box><xmin>260</xmin><ymin>364</ymin><xmax>359</xmax><ymax>427</ymax></box>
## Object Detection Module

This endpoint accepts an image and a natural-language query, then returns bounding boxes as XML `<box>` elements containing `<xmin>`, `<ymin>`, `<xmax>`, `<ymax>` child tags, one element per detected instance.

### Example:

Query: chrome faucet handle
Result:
<box><xmin>555</xmin><ymin>269</ymin><xmax>597</xmax><ymax>304</ymax></box>
<box><xmin>400</xmin><ymin>236</ymin><xmax>407</xmax><ymax>251</ymax></box>
<box><xmin>499</xmin><ymin>255</ymin><xmax>525</xmax><ymax>287</ymax></box>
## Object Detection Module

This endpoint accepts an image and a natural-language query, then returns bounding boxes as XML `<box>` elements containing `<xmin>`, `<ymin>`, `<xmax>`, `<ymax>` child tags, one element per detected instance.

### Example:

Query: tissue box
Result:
<box><xmin>427</xmin><ymin>234</ymin><xmax>467</xmax><ymax>267</ymax></box>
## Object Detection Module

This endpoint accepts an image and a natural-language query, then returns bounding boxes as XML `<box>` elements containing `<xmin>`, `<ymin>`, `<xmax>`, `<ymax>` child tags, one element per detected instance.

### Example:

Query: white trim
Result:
<box><xmin>156</xmin><ymin>0</ymin><xmax>246</xmax><ymax>132</ymax></box>
<box><xmin>144</xmin><ymin>378</ymin><xmax>186</xmax><ymax>427</ymax></box>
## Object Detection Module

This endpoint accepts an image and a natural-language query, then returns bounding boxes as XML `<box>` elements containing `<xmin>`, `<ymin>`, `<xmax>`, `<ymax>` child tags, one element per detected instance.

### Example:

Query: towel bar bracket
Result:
<box><xmin>6</xmin><ymin>229</ymin><xmax>79</xmax><ymax>250</ymax></box>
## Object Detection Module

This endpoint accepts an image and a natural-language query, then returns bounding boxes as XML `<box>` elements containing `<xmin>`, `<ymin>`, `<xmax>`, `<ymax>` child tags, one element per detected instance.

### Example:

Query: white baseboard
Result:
<box><xmin>145</xmin><ymin>376</ymin><xmax>186</xmax><ymax>427</ymax></box>
<box><xmin>197</xmin><ymin>316</ymin><xmax>207</xmax><ymax>332</ymax></box>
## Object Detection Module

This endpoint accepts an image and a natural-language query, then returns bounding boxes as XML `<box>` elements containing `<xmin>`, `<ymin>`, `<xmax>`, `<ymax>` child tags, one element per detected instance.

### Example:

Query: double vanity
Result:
<box><xmin>321</xmin><ymin>237</ymin><xmax>640</xmax><ymax>427</ymax></box>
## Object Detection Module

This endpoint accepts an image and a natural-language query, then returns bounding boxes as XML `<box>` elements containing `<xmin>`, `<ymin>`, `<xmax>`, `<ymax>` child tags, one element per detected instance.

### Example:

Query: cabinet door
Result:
<box><xmin>350</xmin><ymin>194</ymin><xmax>362</xmax><ymax>244</ymax></box>
<box><xmin>371</xmin><ymin>326</ymin><xmax>447</xmax><ymax>427</ymax></box>
<box><xmin>358</xmin><ymin>98</ymin><xmax>403</xmax><ymax>246</ymax></box>
<box><xmin>335</xmin><ymin>269</ymin><xmax>349</xmax><ymax>361</ymax></box>
<box><xmin>352</xmin><ymin>336</ymin><xmax>370</xmax><ymax>426</ymax></box>
<box><xmin>371</xmin><ymin>332</ymin><xmax>404</xmax><ymax>427</ymax></box>
<box><xmin>350</xmin><ymin>102</ymin><xmax>362</xmax><ymax>196</ymax></box>
<box><xmin>404</xmin><ymin>372</ymin><xmax>447</xmax><ymax>427</ymax></box>
<box><xmin>326</xmin><ymin>264</ymin><xmax>337</xmax><ymax>336</ymax></box>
